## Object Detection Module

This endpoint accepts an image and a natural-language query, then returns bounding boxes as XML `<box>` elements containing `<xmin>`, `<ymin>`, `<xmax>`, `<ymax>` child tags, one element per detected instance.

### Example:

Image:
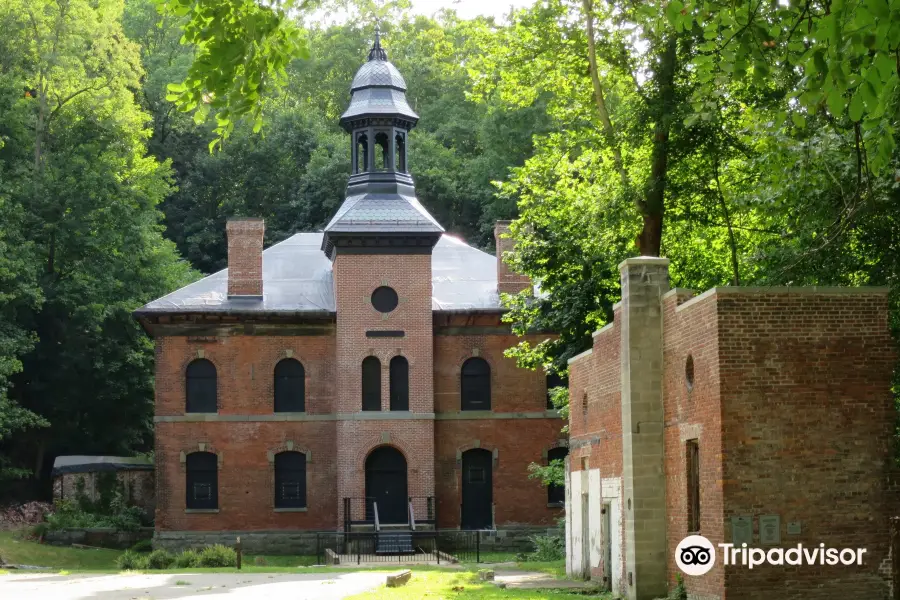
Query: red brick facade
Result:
<box><xmin>141</xmin><ymin>239</ymin><xmax>564</xmax><ymax>539</ymax></box>
<box><xmin>568</xmin><ymin>258</ymin><xmax>897</xmax><ymax>600</ymax></box>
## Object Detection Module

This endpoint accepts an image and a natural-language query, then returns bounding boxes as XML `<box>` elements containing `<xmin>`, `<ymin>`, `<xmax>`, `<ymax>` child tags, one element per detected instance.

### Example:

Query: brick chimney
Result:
<box><xmin>494</xmin><ymin>220</ymin><xmax>531</xmax><ymax>295</ymax></box>
<box><xmin>226</xmin><ymin>218</ymin><xmax>265</xmax><ymax>297</ymax></box>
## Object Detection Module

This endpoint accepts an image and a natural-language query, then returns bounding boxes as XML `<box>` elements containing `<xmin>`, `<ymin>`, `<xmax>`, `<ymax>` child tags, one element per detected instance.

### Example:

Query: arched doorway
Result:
<box><xmin>365</xmin><ymin>446</ymin><xmax>408</xmax><ymax>524</ymax></box>
<box><xmin>461</xmin><ymin>448</ymin><xmax>493</xmax><ymax>529</ymax></box>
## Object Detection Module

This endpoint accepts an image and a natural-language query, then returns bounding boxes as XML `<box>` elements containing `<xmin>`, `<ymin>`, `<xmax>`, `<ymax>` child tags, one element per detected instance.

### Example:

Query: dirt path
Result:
<box><xmin>0</xmin><ymin>570</ymin><xmax>386</xmax><ymax>599</ymax></box>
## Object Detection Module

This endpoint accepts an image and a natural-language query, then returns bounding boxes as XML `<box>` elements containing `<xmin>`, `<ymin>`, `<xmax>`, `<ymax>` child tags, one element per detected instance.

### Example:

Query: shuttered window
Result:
<box><xmin>461</xmin><ymin>358</ymin><xmax>491</xmax><ymax>411</ymax></box>
<box><xmin>186</xmin><ymin>452</ymin><xmax>217</xmax><ymax>510</ymax></box>
<box><xmin>274</xmin><ymin>451</ymin><xmax>307</xmax><ymax>509</ymax></box>
<box><xmin>274</xmin><ymin>359</ymin><xmax>305</xmax><ymax>412</ymax></box>
<box><xmin>389</xmin><ymin>356</ymin><xmax>409</xmax><ymax>411</ymax></box>
<box><xmin>362</xmin><ymin>356</ymin><xmax>381</xmax><ymax>411</ymax></box>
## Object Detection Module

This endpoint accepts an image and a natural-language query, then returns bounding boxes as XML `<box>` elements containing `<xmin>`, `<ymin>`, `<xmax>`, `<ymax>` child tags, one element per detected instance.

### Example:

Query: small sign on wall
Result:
<box><xmin>759</xmin><ymin>515</ymin><xmax>781</xmax><ymax>545</ymax></box>
<box><xmin>731</xmin><ymin>516</ymin><xmax>752</xmax><ymax>545</ymax></box>
<box><xmin>787</xmin><ymin>521</ymin><xmax>802</xmax><ymax>536</ymax></box>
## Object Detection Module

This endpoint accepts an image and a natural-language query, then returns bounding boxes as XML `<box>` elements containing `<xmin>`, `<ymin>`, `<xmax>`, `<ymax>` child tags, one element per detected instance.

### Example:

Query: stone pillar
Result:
<box><xmin>619</xmin><ymin>257</ymin><xmax>669</xmax><ymax>600</ymax></box>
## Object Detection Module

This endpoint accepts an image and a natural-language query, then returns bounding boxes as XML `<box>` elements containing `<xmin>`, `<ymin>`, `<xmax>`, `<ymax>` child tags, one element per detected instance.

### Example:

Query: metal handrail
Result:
<box><xmin>373</xmin><ymin>501</ymin><xmax>380</xmax><ymax>532</ymax></box>
<box><xmin>409</xmin><ymin>501</ymin><xmax>416</xmax><ymax>531</ymax></box>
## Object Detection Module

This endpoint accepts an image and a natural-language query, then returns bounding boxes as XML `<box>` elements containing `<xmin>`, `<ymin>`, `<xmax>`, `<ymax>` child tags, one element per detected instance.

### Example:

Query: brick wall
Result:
<box><xmin>715</xmin><ymin>290</ymin><xmax>896</xmax><ymax>600</ymax></box>
<box><xmin>662</xmin><ymin>290</ymin><xmax>725</xmax><ymax>599</ymax></box>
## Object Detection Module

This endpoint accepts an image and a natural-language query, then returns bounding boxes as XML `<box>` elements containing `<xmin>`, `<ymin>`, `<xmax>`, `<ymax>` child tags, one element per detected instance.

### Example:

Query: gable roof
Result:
<box><xmin>135</xmin><ymin>232</ymin><xmax>504</xmax><ymax>316</ymax></box>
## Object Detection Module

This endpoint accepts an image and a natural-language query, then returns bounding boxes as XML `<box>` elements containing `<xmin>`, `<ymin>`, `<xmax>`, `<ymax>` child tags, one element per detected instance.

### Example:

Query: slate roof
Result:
<box><xmin>324</xmin><ymin>193</ymin><xmax>444</xmax><ymax>234</ymax></box>
<box><xmin>351</xmin><ymin>60</ymin><xmax>407</xmax><ymax>92</ymax></box>
<box><xmin>135</xmin><ymin>233</ymin><xmax>505</xmax><ymax>315</ymax></box>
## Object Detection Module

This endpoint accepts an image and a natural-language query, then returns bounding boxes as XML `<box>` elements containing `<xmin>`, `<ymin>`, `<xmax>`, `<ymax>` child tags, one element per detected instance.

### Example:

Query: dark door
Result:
<box><xmin>365</xmin><ymin>447</ymin><xmax>408</xmax><ymax>524</ymax></box>
<box><xmin>461</xmin><ymin>449</ymin><xmax>492</xmax><ymax>529</ymax></box>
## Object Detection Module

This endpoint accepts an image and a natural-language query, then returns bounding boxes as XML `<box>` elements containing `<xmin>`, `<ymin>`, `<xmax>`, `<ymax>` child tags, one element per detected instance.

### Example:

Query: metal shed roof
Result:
<box><xmin>135</xmin><ymin>232</ymin><xmax>508</xmax><ymax>315</ymax></box>
<box><xmin>52</xmin><ymin>455</ymin><xmax>154</xmax><ymax>477</ymax></box>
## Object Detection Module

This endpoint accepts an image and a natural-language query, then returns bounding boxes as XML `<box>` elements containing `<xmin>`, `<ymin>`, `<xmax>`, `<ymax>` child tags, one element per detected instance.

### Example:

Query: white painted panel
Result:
<box><xmin>610</xmin><ymin>496</ymin><xmax>623</xmax><ymax>594</ymax></box>
<box><xmin>567</xmin><ymin>472</ymin><xmax>584</xmax><ymax>577</ymax></box>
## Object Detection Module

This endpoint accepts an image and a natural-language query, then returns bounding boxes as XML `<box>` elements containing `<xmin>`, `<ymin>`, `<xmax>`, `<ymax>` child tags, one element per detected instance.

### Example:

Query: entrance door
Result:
<box><xmin>461</xmin><ymin>449</ymin><xmax>492</xmax><ymax>529</ymax></box>
<box><xmin>365</xmin><ymin>447</ymin><xmax>408</xmax><ymax>524</ymax></box>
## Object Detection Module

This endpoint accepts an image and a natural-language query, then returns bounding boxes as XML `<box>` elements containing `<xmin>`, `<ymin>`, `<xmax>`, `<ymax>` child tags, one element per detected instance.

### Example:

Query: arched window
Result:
<box><xmin>461</xmin><ymin>357</ymin><xmax>491</xmax><ymax>411</ymax></box>
<box><xmin>274</xmin><ymin>451</ymin><xmax>307</xmax><ymax>509</ymax></box>
<box><xmin>546</xmin><ymin>372</ymin><xmax>567</xmax><ymax>410</ymax></box>
<box><xmin>374</xmin><ymin>132</ymin><xmax>389</xmax><ymax>170</ymax></box>
<box><xmin>547</xmin><ymin>447</ymin><xmax>568</xmax><ymax>505</ymax></box>
<box><xmin>186</xmin><ymin>359</ymin><xmax>217</xmax><ymax>413</ymax></box>
<box><xmin>362</xmin><ymin>356</ymin><xmax>381</xmax><ymax>411</ymax></box>
<box><xmin>186</xmin><ymin>452</ymin><xmax>217</xmax><ymax>510</ymax></box>
<box><xmin>395</xmin><ymin>133</ymin><xmax>406</xmax><ymax>172</ymax></box>
<box><xmin>356</xmin><ymin>133</ymin><xmax>369</xmax><ymax>173</ymax></box>
<box><xmin>389</xmin><ymin>356</ymin><xmax>409</xmax><ymax>411</ymax></box>
<box><xmin>274</xmin><ymin>359</ymin><xmax>305</xmax><ymax>413</ymax></box>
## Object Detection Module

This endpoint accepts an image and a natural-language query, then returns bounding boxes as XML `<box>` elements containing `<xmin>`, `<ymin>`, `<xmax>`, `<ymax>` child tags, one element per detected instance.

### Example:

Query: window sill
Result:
<box><xmin>184</xmin><ymin>412</ymin><xmax>218</xmax><ymax>415</ymax></box>
<box><xmin>185</xmin><ymin>509</ymin><xmax>219</xmax><ymax>514</ymax></box>
<box><xmin>274</xmin><ymin>507</ymin><xmax>308</xmax><ymax>513</ymax></box>
<box><xmin>273</xmin><ymin>412</ymin><xmax>306</xmax><ymax>416</ymax></box>
<box><xmin>547</xmin><ymin>502</ymin><xmax>564</xmax><ymax>508</ymax></box>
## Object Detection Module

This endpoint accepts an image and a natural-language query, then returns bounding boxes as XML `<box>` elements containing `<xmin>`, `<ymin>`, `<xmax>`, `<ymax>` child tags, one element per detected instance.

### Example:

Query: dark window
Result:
<box><xmin>362</xmin><ymin>356</ymin><xmax>381</xmax><ymax>411</ymax></box>
<box><xmin>687</xmin><ymin>439</ymin><xmax>700</xmax><ymax>532</ymax></box>
<box><xmin>274</xmin><ymin>451</ymin><xmax>307</xmax><ymax>509</ymax></box>
<box><xmin>374</xmin><ymin>131</ymin><xmax>389</xmax><ymax>170</ymax></box>
<box><xmin>274</xmin><ymin>359</ymin><xmax>305</xmax><ymax>412</ymax></box>
<box><xmin>186</xmin><ymin>359</ymin><xmax>217</xmax><ymax>413</ymax></box>
<box><xmin>371</xmin><ymin>286</ymin><xmax>398</xmax><ymax>313</ymax></box>
<box><xmin>356</xmin><ymin>133</ymin><xmax>368</xmax><ymax>173</ymax></box>
<box><xmin>395</xmin><ymin>133</ymin><xmax>406</xmax><ymax>172</ymax></box>
<box><xmin>186</xmin><ymin>452</ymin><xmax>217</xmax><ymax>510</ymax></box>
<box><xmin>461</xmin><ymin>357</ymin><xmax>491</xmax><ymax>411</ymax></box>
<box><xmin>547</xmin><ymin>447</ymin><xmax>568</xmax><ymax>505</ymax></box>
<box><xmin>546</xmin><ymin>372</ymin><xmax>567</xmax><ymax>410</ymax></box>
<box><xmin>389</xmin><ymin>356</ymin><xmax>409</xmax><ymax>411</ymax></box>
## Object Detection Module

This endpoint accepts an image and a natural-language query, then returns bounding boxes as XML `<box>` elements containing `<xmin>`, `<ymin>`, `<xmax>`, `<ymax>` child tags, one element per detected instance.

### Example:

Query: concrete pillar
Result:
<box><xmin>618</xmin><ymin>257</ymin><xmax>669</xmax><ymax>600</ymax></box>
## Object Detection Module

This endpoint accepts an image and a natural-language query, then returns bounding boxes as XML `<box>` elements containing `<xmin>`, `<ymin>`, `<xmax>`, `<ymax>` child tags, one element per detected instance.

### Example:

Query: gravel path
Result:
<box><xmin>0</xmin><ymin>571</ymin><xmax>386</xmax><ymax>599</ymax></box>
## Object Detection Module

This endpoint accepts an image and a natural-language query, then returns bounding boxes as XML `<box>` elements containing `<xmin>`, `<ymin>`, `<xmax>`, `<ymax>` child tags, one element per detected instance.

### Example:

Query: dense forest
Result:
<box><xmin>0</xmin><ymin>0</ymin><xmax>898</xmax><ymax>495</ymax></box>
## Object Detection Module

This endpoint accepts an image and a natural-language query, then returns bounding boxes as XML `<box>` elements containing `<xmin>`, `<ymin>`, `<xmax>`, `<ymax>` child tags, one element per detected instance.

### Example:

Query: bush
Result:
<box><xmin>668</xmin><ymin>574</ymin><xmax>688</xmax><ymax>600</ymax></box>
<box><xmin>525</xmin><ymin>534</ymin><xmax>565</xmax><ymax>562</ymax></box>
<box><xmin>30</xmin><ymin>522</ymin><xmax>49</xmax><ymax>539</ymax></box>
<box><xmin>130</xmin><ymin>539</ymin><xmax>153</xmax><ymax>553</ymax></box>
<box><xmin>198</xmin><ymin>544</ymin><xmax>237</xmax><ymax>568</ymax></box>
<box><xmin>45</xmin><ymin>497</ymin><xmax>143</xmax><ymax>532</ymax></box>
<box><xmin>253</xmin><ymin>556</ymin><xmax>267</xmax><ymax>566</ymax></box>
<box><xmin>146</xmin><ymin>549</ymin><xmax>175</xmax><ymax>569</ymax></box>
<box><xmin>173</xmin><ymin>549</ymin><xmax>201</xmax><ymax>568</ymax></box>
<box><xmin>116</xmin><ymin>551</ymin><xmax>148</xmax><ymax>570</ymax></box>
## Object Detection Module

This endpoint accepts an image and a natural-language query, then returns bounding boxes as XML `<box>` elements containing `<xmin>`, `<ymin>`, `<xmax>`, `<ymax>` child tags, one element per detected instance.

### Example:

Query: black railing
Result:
<box><xmin>343</xmin><ymin>496</ymin><xmax>436</xmax><ymax>531</ymax></box>
<box><xmin>315</xmin><ymin>530</ymin><xmax>484</xmax><ymax>565</ymax></box>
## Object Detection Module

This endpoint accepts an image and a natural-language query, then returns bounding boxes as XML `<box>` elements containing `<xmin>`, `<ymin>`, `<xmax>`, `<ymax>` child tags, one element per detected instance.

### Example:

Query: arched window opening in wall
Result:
<box><xmin>185</xmin><ymin>452</ymin><xmax>217</xmax><ymax>510</ymax></box>
<box><xmin>395</xmin><ymin>133</ymin><xmax>406</xmax><ymax>172</ymax></box>
<box><xmin>389</xmin><ymin>356</ymin><xmax>409</xmax><ymax>411</ymax></box>
<box><xmin>186</xmin><ymin>359</ymin><xmax>217</xmax><ymax>413</ymax></box>
<box><xmin>356</xmin><ymin>133</ymin><xmax>369</xmax><ymax>173</ymax></box>
<box><xmin>461</xmin><ymin>357</ymin><xmax>491</xmax><ymax>411</ymax></box>
<box><xmin>547</xmin><ymin>446</ymin><xmax>568</xmax><ymax>505</ymax></box>
<box><xmin>362</xmin><ymin>356</ymin><xmax>381</xmax><ymax>411</ymax></box>
<box><xmin>274</xmin><ymin>358</ymin><xmax>305</xmax><ymax>413</ymax></box>
<box><xmin>374</xmin><ymin>132</ymin><xmax>389</xmax><ymax>170</ymax></box>
<box><xmin>274</xmin><ymin>451</ymin><xmax>307</xmax><ymax>509</ymax></box>
<box><xmin>546</xmin><ymin>372</ymin><xmax>567</xmax><ymax>410</ymax></box>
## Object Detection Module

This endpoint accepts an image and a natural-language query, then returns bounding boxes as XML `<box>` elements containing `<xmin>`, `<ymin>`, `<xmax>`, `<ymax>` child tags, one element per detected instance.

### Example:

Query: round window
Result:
<box><xmin>371</xmin><ymin>286</ymin><xmax>399</xmax><ymax>313</ymax></box>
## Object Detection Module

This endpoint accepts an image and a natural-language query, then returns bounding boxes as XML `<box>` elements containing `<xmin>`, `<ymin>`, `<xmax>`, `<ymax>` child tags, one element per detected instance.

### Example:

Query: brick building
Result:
<box><xmin>135</xmin><ymin>33</ymin><xmax>566</xmax><ymax>552</ymax></box>
<box><xmin>566</xmin><ymin>256</ymin><xmax>897</xmax><ymax>599</ymax></box>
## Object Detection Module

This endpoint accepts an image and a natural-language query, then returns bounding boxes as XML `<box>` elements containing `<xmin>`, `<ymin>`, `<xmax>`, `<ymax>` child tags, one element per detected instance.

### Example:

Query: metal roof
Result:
<box><xmin>136</xmin><ymin>233</ymin><xmax>508</xmax><ymax>315</ymax></box>
<box><xmin>351</xmin><ymin>60</ymin><xmax>407</xmax><ymax>92</ymax></box>
<box><xmin>51</xmin><ymin>455</ymin><xmax>153</xmax><ymax>477</ymax></box>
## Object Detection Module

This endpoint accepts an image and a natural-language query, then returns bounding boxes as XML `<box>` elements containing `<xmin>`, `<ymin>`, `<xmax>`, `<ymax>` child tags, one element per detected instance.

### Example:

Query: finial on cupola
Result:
<box><xmin>368</xmin><ymin>22</ymin><xmax>388</xmax><ymax>61</ymax></box>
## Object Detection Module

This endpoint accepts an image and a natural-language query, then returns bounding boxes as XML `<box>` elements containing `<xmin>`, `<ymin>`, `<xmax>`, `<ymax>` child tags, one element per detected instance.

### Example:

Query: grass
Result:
<box><xmin>345</xmin><ymin>569</ymin><xmax>610</xmax><ymax>600</ymax></box>
<box><xmin>0</xmin><ymin>530</ymin><xmax>122</xmax><ymax>570</ymax></box>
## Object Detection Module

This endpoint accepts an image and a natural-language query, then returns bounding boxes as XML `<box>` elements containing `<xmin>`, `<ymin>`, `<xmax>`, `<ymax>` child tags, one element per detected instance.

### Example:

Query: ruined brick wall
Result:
<box><xmin>661</xmin><ymin>290</ymin><xmax>725</xmax><ymax>599</ymax></box>
<box><xmin>715</xmin><ymin>289</ymin><xmax>896</xmax><ymax>600</ymax></box>
<box><xmin>54</xmin><ymin>470</ymin><xmax>156</xmax><ymax>515</ymax></box>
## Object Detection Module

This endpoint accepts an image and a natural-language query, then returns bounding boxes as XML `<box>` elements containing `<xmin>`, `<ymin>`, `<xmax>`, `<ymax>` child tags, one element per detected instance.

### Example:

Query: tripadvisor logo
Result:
<box><xmin>675</xmin><ymin>535</ymin><xmax>868</xmax><ymax>576</ymax></box>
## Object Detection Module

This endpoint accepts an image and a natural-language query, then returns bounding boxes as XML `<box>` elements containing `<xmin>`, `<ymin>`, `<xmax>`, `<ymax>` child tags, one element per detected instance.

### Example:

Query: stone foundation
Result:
<box><xmin>154</xmin><ymin>527</ymin><xmax>559</xmax><ymax>556</ymax></box>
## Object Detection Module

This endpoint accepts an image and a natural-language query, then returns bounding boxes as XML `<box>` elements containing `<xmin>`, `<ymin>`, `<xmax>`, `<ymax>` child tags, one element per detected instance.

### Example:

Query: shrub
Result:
<box><xmin>30</xmin><ymin>522</ymin><xmax>49</xmax><ymax>539</ymax></box>
<box><xmin>173</xmin><ymin>549</ymin><xmax>201</xmax><ymax>568</ymax></box>
<box><xmin>525</xmin><ymin>534</ymin><xmax>565</xmax><ymax>562</ymax></box>
<box><xmin>116</xmin><ymin>551</ymin><xmax>148</xmax><ymax>570</ymax></box>
<box><xmin>130</xmin><ymin>539</ymin><xmax>153</xmax><ymax>553</ymax></box>
<box><xmin>198</xmin><ymin>544</ymin><xmax>237</xmax><ymax>568</ymax></box>
<box><xmin>253</xmin><ymin>556</ymin><xmax>267</xmax><ymax>566</ymax></box>
<box><xmin>668</xmin><ymin>574</ymin><xmax>688</xmax><ymax>600</ymax></box>
<box><xmin>146</xmin><ymin>549</ymin><xmax>175</xmax><ymax>569</ymax></box>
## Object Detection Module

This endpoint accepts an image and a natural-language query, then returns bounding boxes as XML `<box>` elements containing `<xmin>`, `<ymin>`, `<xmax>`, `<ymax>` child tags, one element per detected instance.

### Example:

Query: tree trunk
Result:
<box><xmin>637</xmin><ymin>35</ymin><xmax>679</xmax><ymax>257</ymax></box>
